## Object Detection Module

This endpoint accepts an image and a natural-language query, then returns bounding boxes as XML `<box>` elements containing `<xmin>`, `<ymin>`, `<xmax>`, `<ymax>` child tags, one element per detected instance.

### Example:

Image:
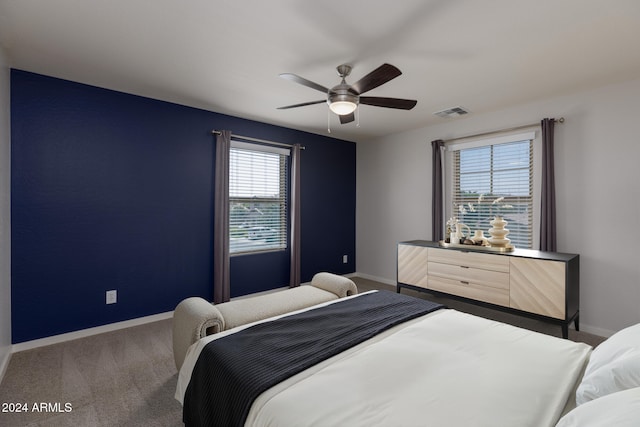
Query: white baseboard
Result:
<box><xmin>12</xmin><ymin>311</ymin><xmax>174</xmax><ymax>353</ymax></box>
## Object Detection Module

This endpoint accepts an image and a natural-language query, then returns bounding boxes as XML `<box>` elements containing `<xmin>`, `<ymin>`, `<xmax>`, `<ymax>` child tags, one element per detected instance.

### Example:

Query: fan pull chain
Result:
<box><xmin>356</xmin><ymin>107</ymin><xmax>360</xmax><ymax>127</ymax></box>
<box><xmin>327</xmin><ymin>108</ymin><xmax>331</xmax><ymax>133</ymax></box>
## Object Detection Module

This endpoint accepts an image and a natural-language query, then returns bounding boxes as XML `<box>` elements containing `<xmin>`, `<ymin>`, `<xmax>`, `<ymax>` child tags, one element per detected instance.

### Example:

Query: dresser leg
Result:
<box><xmin>574</xmin><ymin>314</ymin><xmax>580</xmax><ymax>332</ymax></box>
<box><xmin>561</xmin><ymin>324</ymin><xmax>569</xmax><ymax>339</ymax></box>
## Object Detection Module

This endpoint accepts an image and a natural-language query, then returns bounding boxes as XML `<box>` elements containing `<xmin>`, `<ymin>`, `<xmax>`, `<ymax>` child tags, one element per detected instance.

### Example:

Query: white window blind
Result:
<box><xmin>450</xmin><ymin>136</ymin><xmax>534</xmax><ymax>248</ymax></box>
<box><xmin>229</xmin><ymin>143</ymin><xmax>287</xmax><ymax>254</ymax></box>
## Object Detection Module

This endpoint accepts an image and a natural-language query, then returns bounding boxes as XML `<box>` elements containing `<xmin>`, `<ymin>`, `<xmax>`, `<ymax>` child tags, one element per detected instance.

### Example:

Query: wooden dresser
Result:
<box><xmin>397</xmin><ymin>240</ymin><xmax>580</xmax><ymax>338</ymax></box>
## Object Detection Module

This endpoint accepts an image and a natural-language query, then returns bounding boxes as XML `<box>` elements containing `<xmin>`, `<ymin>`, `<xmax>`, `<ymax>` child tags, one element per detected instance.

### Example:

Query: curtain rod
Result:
<box><xmin>211</xmin><ymin>130</ymin><xmax>305</xmax><ymax>150</ymax></box>
<box><xmin>443</xmin><ymin>117</ymin><xmax>564</xmax><ymax>143</ymax></box>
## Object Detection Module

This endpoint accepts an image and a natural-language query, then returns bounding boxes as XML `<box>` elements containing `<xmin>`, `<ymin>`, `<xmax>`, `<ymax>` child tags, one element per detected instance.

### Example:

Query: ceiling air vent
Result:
<box><xmin>433</xmin><ymin>106</ymin><xmax>469</xmax><ymax>118</ymax></box>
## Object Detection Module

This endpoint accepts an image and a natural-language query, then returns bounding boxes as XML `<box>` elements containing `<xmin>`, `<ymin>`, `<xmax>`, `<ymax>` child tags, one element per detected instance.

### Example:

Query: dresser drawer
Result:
<box><xmin>428</xmin><ymin>276</ymin><xmax>510</xmax><ymax>307</ymax></box>
<box><xmin>428</xmin><ymin>261</ymin><xmax>509</xmax><ymax>290</ymax></box>
<box><xmin>428</xmin><ymin>248</ymin><xmax>510</xmax><ymax>272</ymax></box>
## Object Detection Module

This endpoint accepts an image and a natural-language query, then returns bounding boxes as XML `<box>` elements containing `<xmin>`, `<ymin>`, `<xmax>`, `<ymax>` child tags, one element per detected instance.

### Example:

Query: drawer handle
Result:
<box><xmin>460</xmin><ymin>281</ymin><xmax>469</xmax><ymax>285</ymax></box>
<box><xmin>460</xmin><ymin>265</ymin><xmax>470</xmax><ymax>269</ymax></box>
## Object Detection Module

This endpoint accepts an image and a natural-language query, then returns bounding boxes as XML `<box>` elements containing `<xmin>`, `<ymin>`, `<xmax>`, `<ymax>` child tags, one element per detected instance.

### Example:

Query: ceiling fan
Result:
<box><xmin>277</xmin><ymin>63</ymin><xmax>417</xmax><ymax>124</ymax></box>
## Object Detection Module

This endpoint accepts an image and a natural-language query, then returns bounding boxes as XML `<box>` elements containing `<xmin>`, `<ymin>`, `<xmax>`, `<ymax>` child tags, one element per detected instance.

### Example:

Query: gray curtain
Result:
<box><xmin>213</xmin><ymin>130</ymin><xmax>231</xmax><ymax>303</ymax></box>
<box><xmin>431</xmin><ymin>139</ymin><xmax>445</xmax><ymax>241</ymax></box>
<box><xmin>540</xmin><ymin>118</ymin><xmax>557</xmax><ymax>251</ymax></box>
<box><xmin>289</xmin><ymin>144</ymin><xmax>302</xmax><ymax>287</ymax></box>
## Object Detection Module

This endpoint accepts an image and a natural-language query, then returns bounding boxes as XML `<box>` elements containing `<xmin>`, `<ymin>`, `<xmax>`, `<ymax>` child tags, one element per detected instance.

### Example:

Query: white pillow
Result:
<box><xmin>576</xmin><ymin>323</ymin><xmax>640</xmax><ymax>405</ymax></box>
<box><xmin>557</xmin><ymin>388</ymin><xmax>640</xmax><ymax>427</ymax></box>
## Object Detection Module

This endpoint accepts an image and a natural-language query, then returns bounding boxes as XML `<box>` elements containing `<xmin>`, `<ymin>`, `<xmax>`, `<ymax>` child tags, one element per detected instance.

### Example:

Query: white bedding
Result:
<box><xmin>176</xmin><ymin>292</ymin><xmax>591</xmax><ymax>427</ymax></box>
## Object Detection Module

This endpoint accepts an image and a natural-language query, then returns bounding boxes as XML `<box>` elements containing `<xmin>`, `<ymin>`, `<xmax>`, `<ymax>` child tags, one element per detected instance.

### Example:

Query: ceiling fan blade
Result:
<box><xmin>359</xmin><ymin>96</ymin><xmax>417</xmax><ymax>110</ymax></box>
<box><xmin>279</xmin><ymin>73</ymin><xmax>329</xmax><ymax>93</ymax></box>
<box><xmin>277</xmin><ymin>100</ymin><xmax>326</xmax><ymax>110</ymax></box>
<box><xmin>339</xmin><ymin>112</ymin><xmax>355</xmax><ymax>124</ymax></box>
<box><xmin>351</xmin><ymin>63</ymin><xmax>402</xmax><ymax>95</ymax></box>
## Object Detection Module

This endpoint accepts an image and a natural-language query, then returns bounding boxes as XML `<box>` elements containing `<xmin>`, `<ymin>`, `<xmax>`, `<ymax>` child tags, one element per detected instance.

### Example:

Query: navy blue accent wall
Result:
<box><xmin>11</xmin><ymin>70</ymin><xmax>356</xmax><ymax>343</ymax></box>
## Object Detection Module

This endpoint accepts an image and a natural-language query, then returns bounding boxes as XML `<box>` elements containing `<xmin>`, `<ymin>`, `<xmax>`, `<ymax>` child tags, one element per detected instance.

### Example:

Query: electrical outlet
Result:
<box><xmin>343</xmin><ymin>254</ymin><xmax>348</xmax><ymax>264</ymax></box>
<box><xmin>106</xmin><ymin>290</ymin><xmax>117</xmax><ymax>304</ymax></box>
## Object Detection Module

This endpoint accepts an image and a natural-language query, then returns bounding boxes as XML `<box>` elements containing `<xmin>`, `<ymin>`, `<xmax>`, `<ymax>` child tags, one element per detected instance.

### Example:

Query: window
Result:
<box><xmin>229</xmin><ymin>142</ymin><xmax>288</xmax><ymax>254</ymax></box>
<box><xmin>447</xmin><ymin>132</ymin><xmax>535</xmax><ymax>249</ymax></box>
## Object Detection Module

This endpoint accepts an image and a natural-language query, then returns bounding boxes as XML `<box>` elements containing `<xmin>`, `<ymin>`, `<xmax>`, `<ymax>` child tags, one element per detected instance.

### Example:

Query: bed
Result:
<box><xmin>175</xmin><ymin>289</ymin><xmax>640</xmax><ymax>427</ymax></box>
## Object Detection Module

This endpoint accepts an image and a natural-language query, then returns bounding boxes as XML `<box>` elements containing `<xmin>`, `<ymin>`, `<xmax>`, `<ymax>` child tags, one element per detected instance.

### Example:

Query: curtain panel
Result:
<box><xmin>289</xmin><ymin>144</ymin><xmax>302</xmax><ymax>287</ymax></box>
<box><xmin>213</xmin><ymin>130</ymin><xmax>231</xmax><ymax>303</ymax></box>
<box><xmin>431</xmin><ymin>139</ymin><xmax>445</xmax><ymax>242</ymax></box>
<box><xmin>540</xmin><ymin>118</ymin><xmax>557</xmax><ymax>252</ymax></box>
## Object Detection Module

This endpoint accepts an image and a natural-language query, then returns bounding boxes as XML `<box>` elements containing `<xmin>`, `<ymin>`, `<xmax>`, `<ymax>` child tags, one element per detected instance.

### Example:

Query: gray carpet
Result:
<box><xmin>0</xmin><ymin>319</ymin><xmax>182</xmax><ymax>427</ymax></box>
<box><xmin>0</xmin><ymin>276</ymin><xmax>606</xmax><ymax>426</ymax></box>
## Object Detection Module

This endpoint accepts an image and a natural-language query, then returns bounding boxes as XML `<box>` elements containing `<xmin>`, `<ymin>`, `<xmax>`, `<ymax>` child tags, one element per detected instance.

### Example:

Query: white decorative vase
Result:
<box><xmin>471</xmin><ymin>230</ymin><xmax>489</xmax><ymax>246</ymax></box>
<box><xmin>488</xmin><ymin>216</ymin><xmax>511</xmax><ymax>247</ymax></box>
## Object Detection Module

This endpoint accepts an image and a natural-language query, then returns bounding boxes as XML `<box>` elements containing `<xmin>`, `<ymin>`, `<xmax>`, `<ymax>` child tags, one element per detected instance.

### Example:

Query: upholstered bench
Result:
<box><xmin>172</xmin><ymin>272</ymin><xmax>358</xmax><ymax>370</ymax></box>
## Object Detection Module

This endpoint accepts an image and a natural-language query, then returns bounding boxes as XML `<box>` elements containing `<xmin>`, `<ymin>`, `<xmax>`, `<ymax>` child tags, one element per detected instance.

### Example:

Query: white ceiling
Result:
<box><xmin>1</xmin><ymin>0</ymin><xmax>639</xmax><ymax>142</ymax></box>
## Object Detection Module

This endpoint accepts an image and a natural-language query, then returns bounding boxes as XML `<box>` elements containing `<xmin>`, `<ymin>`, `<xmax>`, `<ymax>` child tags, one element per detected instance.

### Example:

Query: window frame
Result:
<box><xmin>444</xmin><ymin>131</ymin><xmax>540</xmax><ymax>249</ymax></box>
<box><xmin>228</xmin><ymin>141</ymin><xmax>289</xmax><ymax>255</ymax></box>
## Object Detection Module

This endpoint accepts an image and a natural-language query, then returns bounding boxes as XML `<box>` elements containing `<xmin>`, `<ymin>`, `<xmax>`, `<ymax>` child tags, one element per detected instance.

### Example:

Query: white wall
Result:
<box><xmin>356</xmin><ymin>77</ymin><xmax>640</xmax><ymax>337</ymax></box>
<box><xmin>0</xmin><ymin>47</ymin><xmax>11</xmax><ymax>378</ymax></box>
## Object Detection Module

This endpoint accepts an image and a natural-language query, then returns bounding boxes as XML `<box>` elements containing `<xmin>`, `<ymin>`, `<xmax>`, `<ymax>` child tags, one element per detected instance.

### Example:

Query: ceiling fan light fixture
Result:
<box><xmin>328</xmin><ymin>90</ymin><xmax>359</xmax><ymax>115</ymax></box>
<box><xmin>329</xmin><ymin>100</ymin><xmax>358</xmax><ymax>115</ymax></box>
